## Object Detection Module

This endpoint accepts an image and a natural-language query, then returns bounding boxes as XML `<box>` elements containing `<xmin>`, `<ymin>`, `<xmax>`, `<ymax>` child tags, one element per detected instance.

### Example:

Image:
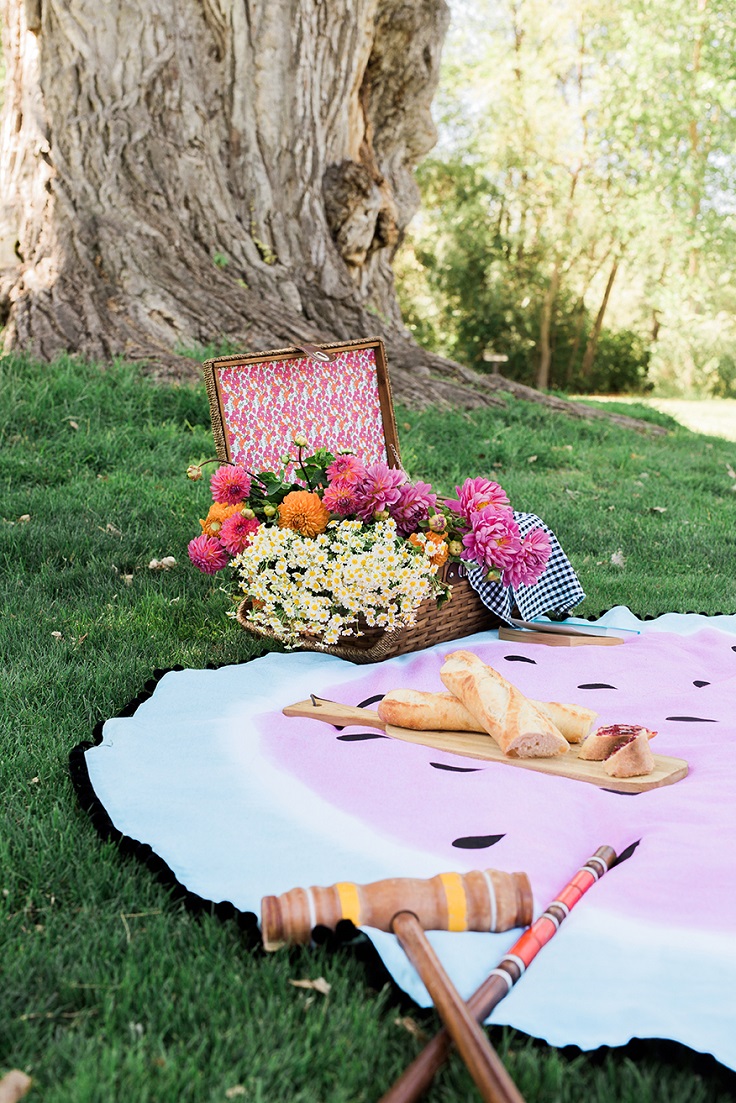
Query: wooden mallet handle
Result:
<box><xmin>392</xmin><ymin>910</ymin><xmax>526</xmax><ymax>1103</ymax></box>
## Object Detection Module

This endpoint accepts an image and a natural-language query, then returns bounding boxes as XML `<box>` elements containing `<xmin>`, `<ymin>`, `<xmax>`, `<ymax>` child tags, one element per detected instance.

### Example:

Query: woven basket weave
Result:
<box><xmin>236</xmin><ymin>562</ymin><xmax>500</xmax><ymax>664</ymax></box>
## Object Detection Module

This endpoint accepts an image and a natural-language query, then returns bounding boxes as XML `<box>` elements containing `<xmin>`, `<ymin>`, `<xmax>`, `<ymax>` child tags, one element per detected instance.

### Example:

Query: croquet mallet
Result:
<box><xmin>261</xmin><ymin>867</ymin><xmax>534</xmax><ymax>1103</ymax></box>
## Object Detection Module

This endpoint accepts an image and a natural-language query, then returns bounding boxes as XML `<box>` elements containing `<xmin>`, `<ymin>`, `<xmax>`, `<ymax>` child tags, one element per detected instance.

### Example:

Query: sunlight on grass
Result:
<box><xmin>576</xmin><ymin>397</ymin><xmax>736</xmax><ymax>442</ymax></box>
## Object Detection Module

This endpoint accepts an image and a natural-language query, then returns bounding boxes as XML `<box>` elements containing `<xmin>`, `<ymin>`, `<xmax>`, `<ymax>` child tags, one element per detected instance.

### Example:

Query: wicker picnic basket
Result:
<box><xmin>236</xmin><ymin>561</ymin><xmax>501</xmax><ymax>664</ymax></box>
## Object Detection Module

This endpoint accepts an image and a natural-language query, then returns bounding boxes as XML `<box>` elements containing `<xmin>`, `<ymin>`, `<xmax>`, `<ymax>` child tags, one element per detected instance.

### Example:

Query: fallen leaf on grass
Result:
<box><xmin>527</xmin><ymin>454</ymin><xmax>538</xmax><ymax>464</ymax></box>
<box><xmin>0</xmin><ymin>1069</ymin><xmax>32</xmax><ymax>1103</ymax></box>
<box><xmin>610</xmin><ymin>550</ymin><xmax>626</xmax><ymax>568</ymax></box>
<box><xmin>103</xmin><ymin>523</ymin><xmax>122</xmax><ymax>537</ymax></box>
<box><xmin>394</xmin><ymin>1015</ymin><xmax>429</xmax><ymax>1042</ymax></box>
<box><xmin>289</xmin><ymin>977</ymin><xmax>331</xmax><ymax>996</ymax></box>
<box><xmin>67</xmin><ymin>420</ymin><xmax>79</xmax><ymax>431</ymax></box>
<box><xmin>649</xmin><ymin>506</ymin><xmax>667</xmax><ymax>513</ymax></box>
<box><xmin>225</xmin><ymin>1088</ymin><xmax>246</xmax><ymax>1100</ymax></box>
<box><xmin>149</xmin><ymin>556</ymin><xmax>177</xmax><ymax>570</ymax></box>
<box><xmin>51</xmin><ymin>631</ymin><xmax>63</xmax><ymax>640</ymax></box>
<box><xmin>726</xmin><ymin>463</ymin><xmax>735</xmax><ymax>480</ymax></box>
<box><xmin>18</xmin><ymin>515</ymin><xmax>31</xmax><ymax>523</ymax></box>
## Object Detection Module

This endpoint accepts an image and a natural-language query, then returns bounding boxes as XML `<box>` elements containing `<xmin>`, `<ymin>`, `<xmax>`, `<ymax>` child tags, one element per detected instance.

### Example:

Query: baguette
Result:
<box><xmin>377</xmin><ymin>689</ymin><xmax>595</xmax><ymax>743</ymax></box>
<box><xmin>440</xmin><ymin>650</ymin><xmax>569</xmax><ymax>758</ymax></box>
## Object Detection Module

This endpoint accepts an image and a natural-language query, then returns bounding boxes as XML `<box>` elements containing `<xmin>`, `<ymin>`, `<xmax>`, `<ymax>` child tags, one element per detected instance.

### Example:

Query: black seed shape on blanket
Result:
<box><xmin>602</xmin><ymin>789</ymin><xmax>642</xmax><ymax>796</ymax></box>
<box><xmin>356</xmin><ymin>694</ymin><xmax>385</xmax><ymax>709</ymax></box>
<box><xmin>693</xmin><ymin>680</ymin><xmax>710</xmax><ymax>688</ymax></box>
<box><xmin>504</xmin><ymin>654</ymin><xmax>537</xmax><ymax>664</ymax></box>
<box><xmin>452</xmin><ymin>833</ymin><xmax>505</xmax><ymax>849</ymax></box>
<box><xmin>336</xmin><ymin>732</ymin><xmax>389</xmax><ymax>742</ymax></box>
<box><xmin>429</xmin><ymin>762</ymin><xmax>483</xmax><ymax>773</ymax></box>
<box><xmin>613</xmin><ymin>839</ymin><xmax>642</xmax><ymax>865</ymax></box>
<box><xmin>578</xmin><ymin>682</ymin><xmax>618</xmax><ymax>690</ymax></box>
<box><xmin>665</xmin><ymin>715</ymin><xmax>718</xmax><ymax>723</ymax></box>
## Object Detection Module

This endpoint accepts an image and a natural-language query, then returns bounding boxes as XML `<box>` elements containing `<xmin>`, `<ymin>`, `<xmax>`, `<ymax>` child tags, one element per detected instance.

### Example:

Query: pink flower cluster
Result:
<box><xmin>324</xmin><ymin>459</ymin><xmax>437</xmax><ymax>535</ymax></box>
<box><xmin>188</xmin><ymin>464</ymin><xmax>260</xmax><ymax>573</ymax></box>
<box><xmin>448</xmin><ymin>477</ymin><xmax>551</xmax><ymax>587</ymax></box>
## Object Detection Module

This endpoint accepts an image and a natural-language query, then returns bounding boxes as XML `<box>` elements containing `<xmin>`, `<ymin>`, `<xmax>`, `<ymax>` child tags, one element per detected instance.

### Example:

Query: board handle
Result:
<box><xmin>282</xmin><ymin>696</ymin><xmax>386</xmax><ymax>731</ymax></box>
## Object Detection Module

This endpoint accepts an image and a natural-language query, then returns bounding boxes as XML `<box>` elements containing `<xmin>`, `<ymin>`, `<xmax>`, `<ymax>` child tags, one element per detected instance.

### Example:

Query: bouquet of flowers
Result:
<box><xmin>186</xmin><ymin>435</ymin><xmax>551</xmax><ymax>647</ymax></box>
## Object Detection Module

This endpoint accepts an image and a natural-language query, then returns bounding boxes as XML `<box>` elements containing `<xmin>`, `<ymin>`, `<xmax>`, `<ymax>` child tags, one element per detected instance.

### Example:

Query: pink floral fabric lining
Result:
<box><xmin>217</xmin><ymin>348</ymin><xmax>388</xmax><ymax>472</ymax></box>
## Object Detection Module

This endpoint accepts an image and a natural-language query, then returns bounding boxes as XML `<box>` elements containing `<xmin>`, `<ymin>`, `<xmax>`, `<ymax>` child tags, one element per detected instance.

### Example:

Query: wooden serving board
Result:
<box><xmin>498</xmin><ymin>626</ymin><xmax>623</xmax><ymax>647</ymax></box>
<box><xmin>283</xmin><ymin>698</ymin><xmax>689</xmax><ymax>793</ymax></box>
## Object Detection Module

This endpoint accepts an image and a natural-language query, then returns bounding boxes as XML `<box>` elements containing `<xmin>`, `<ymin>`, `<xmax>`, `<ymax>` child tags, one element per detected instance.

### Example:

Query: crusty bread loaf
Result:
<box><xmin>378</xmin><ymin>690</ymin><xmax>482</xmax><ymax>732</ymax></box>
<box><xmin>378</xmin><ymin>689</ymin><xmax>596</xmax><ymax>743</ymax></box>
<box><xmin>533</xmin><ymin>700</ymin><xmax>596</xmax><ymax>743</ymax></box>
<box><xmin>440</xmin><ymin>650</ymin><xmax>569</xmax><ymax>758</ymax></box>
<box><xmin>578</xmin><ymin>723</ymin><xmax>657</xmax><ymax>761</ymax></box>
<box><xmin>603</xmin><ymin>731</ymin><xmax>655</xmax><ymax>778</ymax></box>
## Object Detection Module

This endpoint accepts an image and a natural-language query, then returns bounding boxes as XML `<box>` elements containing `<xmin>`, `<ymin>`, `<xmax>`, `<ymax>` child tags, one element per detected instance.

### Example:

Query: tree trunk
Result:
<box><xmin>579</xmin><ymin>255</ymin><xmax>619</xmax><ymax>381</ymax></box>
<box><xmin>0</xmin><ymin>0</ymin><xmax>449</xmax><ymax>373</ymax></box>
<box><xmin>536</xmin><ymin>260</ymin><xmax>560</xmax><ymax>390</ymax></box>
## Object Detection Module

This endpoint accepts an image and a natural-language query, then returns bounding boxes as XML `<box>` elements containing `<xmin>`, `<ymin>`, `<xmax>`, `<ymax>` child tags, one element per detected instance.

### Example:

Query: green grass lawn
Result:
<box><xmin>2</xmin><ymin>354</ymin><xmax>736</xmax><ymax>1102</ymax></box>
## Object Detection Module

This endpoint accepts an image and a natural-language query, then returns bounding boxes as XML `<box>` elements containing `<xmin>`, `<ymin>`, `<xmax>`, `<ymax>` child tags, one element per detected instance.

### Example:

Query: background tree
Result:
<box><xmin>398</xmin><ymin>0</ymin><xmax>736</xmax><ymax>396</ymax></box>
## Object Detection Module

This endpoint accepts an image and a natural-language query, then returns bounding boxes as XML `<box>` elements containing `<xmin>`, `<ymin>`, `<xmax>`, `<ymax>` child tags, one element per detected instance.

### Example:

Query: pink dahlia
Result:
<box><xmin>187</xmin><ymin>533</ymin><xmax>230</xmax><ymax>574</ymax></box>
<box><xmin>325</xmin><ymin>454</ymin><xmax>367</xmax><ymax>486</ymax></box>
<box><xmin>210</xmin><ymin>464</ymin><xmax>252</xmax><ymax>505</ymax></box>
<box><xmin>219</xmin><ymin>512</ymin><xmax>261</xmax><ymax>555</ymax></box>
<box><xmin>462</xmin><ymin>508</ymin><xmax>521</xmax><ymax>571</ymax></box>
<box><xmin>354</xmin><ymin>462</ymin><xmax>406</xmax><ymax>521</ymax></box>
<box><xmin>389</xmin><ymin>480</ymin><xmax>437</xmax><ymax>537</ymax></box>
<box><xmin>322</xmin><ymin>481</ymin><xmax>359</xmax><ymax>516</ymax></box>
<box><xmin>456</xmin><ymin>477</ymin><xmax>509</xmax><ymax>517</ymax></box>
<box><xmin>502</xmin><ymin>527</ymin><xmax>552</xmax><ymax>588</ymax></box>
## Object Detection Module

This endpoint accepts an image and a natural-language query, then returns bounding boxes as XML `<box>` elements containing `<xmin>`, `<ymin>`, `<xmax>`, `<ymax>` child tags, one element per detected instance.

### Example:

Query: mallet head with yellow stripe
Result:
<box><xmin>261</xmin><ymin>868</ymin><xmax>533</xmax><ymax>951</ymax></box>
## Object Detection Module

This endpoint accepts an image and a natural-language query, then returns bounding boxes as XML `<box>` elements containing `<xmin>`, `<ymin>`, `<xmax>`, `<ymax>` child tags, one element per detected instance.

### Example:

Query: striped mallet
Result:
<box><xmin>379</xmin><ymin>844</ymin><xmax>624</xmax><ymax>1103</ymax></box>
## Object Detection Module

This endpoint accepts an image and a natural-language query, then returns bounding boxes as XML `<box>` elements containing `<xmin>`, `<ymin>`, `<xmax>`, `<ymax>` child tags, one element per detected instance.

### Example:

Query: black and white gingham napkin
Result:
<box><xmin>463</xmin><ymin>512</ymin><xmax>586</xmax><ymax>624</ymax></box>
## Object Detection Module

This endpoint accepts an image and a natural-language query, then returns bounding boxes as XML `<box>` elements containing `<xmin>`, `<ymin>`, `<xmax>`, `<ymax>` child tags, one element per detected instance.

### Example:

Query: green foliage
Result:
<box><xmin>397</xmin><ymin>159</ymin><xmax>652</xmax><ymax>394</ymax></box>
<box><xmin>398</xmin><ymin>0</ymin><xmax>736</xmax><ymax>396</ymax></box>
<box><xmin>3</xmin><ymin>356</ymin><xmax>736</xmax><ymax>1100</ymax></box>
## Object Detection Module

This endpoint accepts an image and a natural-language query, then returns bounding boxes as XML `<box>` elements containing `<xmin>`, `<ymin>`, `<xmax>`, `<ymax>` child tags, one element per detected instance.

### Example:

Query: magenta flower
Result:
<box><xmin>502</xmin><ymin>527</ymin><xmax>552</xmax><ymax>588</ymax></box>
<box><xmin>210</xmin><ymin>465</ymin><xmax>252</xmax><ymax>505</ymax></box>
<box><xmin>462</xmin><ymin>508</ymin><xmax>521</xmax><ymax>571</ymax></box>
<box><xmin>326</xmin><ymin>454</ymin><xmax>367</xmax><ymax>486</ymax></box>
<box><xmin>354</xmin><ymin>462</ymin><xmax>406</xmax><ymax>521</ymax></box>
<box><xmin>322</xmin><ymin>481</ymin><xmax>359</xmax><ymax>516</ymax></box>
<box><xmin>187</xmin><ymin>533</ymin><xmax>230</xmax><ymax>574</ymax></box>
<box><xmin>446</xmin><ymin>477</ymin><xmax>510</xmax><ymax>519</ymax></box>
<box><xmin>219</xmin><ymin>512</ymin><xmax>261</xmax><ymax>555</ymax></box>
<box><xmin>389</xmin><ymin>480</ymin><xmax>437</xmax><ymax>536</ymax></box>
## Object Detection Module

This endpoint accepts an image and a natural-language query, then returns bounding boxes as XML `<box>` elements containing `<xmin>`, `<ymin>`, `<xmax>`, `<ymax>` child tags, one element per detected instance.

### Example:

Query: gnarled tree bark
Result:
<box><xmin>0</xmin><ymin>0</ymin><xmax>663</xmax><ymax>434</ymax></box>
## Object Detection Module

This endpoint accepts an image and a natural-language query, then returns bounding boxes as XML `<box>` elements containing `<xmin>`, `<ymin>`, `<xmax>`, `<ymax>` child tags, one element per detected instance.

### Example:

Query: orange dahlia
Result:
<box><xmin>409</xmin><ymin>531</ymin><xmax>448</xmax><ymax>566</ymax></box>
<box><xmin>200</xmin><ymin>502</ymin><xmax>240</xmax><ymax>537</ymax></box>
<box><xmin>427</xmin><ymin>532</ymin><xmax>449</xmax><ymax>566</ymax></box>
<box><xmin>278</xmin><ymin>491</ymin><xmax>330</xmax><ymax>537</ymax></box>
